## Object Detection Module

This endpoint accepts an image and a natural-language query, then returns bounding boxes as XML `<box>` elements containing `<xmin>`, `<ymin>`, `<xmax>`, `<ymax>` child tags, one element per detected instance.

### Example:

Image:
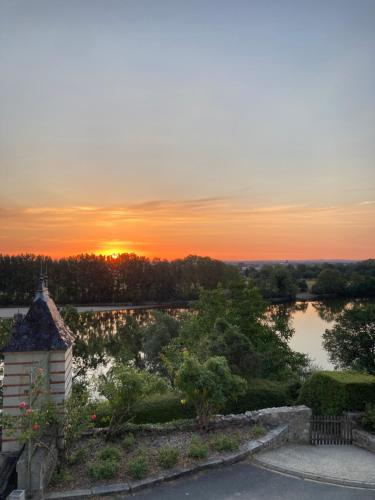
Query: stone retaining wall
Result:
<box><xmin>90</xmin><ymin>405</ymin><xmax>312</xmax><ymax>444</ymax></box>
<box><xmin>17</xmin><ymin>437</ymin><xmax>58</xmax><ymax>499</ymax></box>
<box><xmin>353</xmin><ymin>428</ymin><xmax>375</xmax><ymax>454</ymax></box>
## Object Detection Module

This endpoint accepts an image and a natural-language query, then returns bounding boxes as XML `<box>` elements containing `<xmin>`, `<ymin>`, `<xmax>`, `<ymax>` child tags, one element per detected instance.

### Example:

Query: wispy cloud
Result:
<box><xmin>0</xmin><ymin>198</ymin><xmax>374</xmax><ymax>258</ymax></box>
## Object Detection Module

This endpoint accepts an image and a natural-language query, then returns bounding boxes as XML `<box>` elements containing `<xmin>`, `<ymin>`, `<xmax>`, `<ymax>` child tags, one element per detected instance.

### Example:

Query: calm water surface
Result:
<box><xmin>1</xmin><ymin>300</ymin><xmax>372</xmax><ymax>370</ymax></box>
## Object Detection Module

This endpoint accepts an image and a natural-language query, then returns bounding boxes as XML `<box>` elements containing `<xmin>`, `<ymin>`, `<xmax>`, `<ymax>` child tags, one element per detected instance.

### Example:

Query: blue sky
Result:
<box><xmin>0</xmin><ymin>0</ymin><xmax>374</xmax><ymax>258</ymax></box>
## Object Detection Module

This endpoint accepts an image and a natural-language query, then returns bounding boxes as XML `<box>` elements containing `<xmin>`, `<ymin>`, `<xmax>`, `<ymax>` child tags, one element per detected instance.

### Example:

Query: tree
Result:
<box><xmin>312</xmin><ymin>268</ymin><xmax>346</xmax><ymax>295</ymax></box>
<box><xmin>323</xmin><ymin>304</ymin><xmax>375</xmax><ymax>374</ymax></box>
<box><xmin>99</xmin><ymin>364</ymin><xmax>167</xmax><ymax>433</ymax></box>
<box><xmin>143</xmin><ymin>311</ymin><xmax>180</xmax><ymax>374</ymax></box>
<box><xmin>175</xmin><ymin>354</ymin><xmax>246</xmax><ymax>428</ymax></box>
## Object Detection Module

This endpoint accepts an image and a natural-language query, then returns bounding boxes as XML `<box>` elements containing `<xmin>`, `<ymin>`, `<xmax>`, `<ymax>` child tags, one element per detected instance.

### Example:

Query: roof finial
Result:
<box><xmin>35</xmin><ymin>257</ymin><xmax>49</xmax><ymax>300</ymax></box>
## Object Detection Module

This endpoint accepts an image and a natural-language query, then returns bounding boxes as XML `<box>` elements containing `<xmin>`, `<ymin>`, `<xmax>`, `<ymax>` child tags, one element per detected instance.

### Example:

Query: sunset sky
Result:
<box><xmin>1</xmin><ymin>0</ymin><xmax>374</xmax><ymax>260</ymax></box>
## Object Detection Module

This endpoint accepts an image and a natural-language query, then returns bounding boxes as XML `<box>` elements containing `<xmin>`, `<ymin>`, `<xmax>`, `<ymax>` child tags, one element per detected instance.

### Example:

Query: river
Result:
<box><xmin>1</xmin><ymin>299</ymin><xmax>372</xmax><ymax>370</ymax></box>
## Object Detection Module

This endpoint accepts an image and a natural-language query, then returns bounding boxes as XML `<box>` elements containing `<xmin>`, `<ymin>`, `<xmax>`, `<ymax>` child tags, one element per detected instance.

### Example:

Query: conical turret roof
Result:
<box><xmin>2</xmin><ymin>274</ymin><xmax>74</xmax><ymax>352</ymax></box>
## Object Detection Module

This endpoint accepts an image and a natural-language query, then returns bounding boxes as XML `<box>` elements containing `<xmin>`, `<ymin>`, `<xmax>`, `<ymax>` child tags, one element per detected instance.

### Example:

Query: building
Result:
<box><xmin>1</xmin><ymin>273</ymin><xmax>74</xmax><ymax>452</ymax></box>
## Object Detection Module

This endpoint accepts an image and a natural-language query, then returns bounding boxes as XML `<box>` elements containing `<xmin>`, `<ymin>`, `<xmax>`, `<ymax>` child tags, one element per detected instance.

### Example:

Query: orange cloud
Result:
<box><xmin>0</xmin><ymin>198</ymin><xmax>374</xmax><ymax>259</ymax></box>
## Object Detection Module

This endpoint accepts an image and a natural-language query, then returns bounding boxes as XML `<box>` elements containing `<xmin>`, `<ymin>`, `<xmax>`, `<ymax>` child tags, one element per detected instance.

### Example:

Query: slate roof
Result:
<box><xmin>2</xmin><ymin>276</ymin><xmax>74</xmax><ymax>352</ymax></box>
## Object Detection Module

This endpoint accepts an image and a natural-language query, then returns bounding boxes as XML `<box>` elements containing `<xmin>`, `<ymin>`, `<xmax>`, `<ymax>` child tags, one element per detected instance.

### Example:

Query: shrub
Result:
<box><xmin>209</xmin><ymin>434</ymin><xmax>239</xmax><ymax>452</ymax></box>
<box><xmin>91</xmin><ymin>399</ymin><xmax>112</xmax><ymax>427</ymax></box>
<box><xmin>175</xmin><ymin>354</ymin><xmax>247</xmax><ymax>428</ymax></box>
<box><xmin>250</xmin><ymin>425</ymin><xmax>266</xmax><ymax>438</ymax></box>
<box><xmin>224</xmin><ymin>379</ymin><xmax>291</xmax><ymax>413</ymax></box>
<box><xmin>128</xmin><ymin>451</ymin><xmax>150</xmax><ymax>480</ymax></box>
<box><xmin>187</xmin><ymin>436</ymin><xmax>208</xmax><ymax>459</ymax></box>
<box><xmin>50</xmin><ymin>468</ymin><xmax>72</xmax><ymax>486</ymax></box>
<box><xmin>157</xmin><ymin>446</ymin><xmax>180</xmax><ymax>469</ymax></box>
<box><xmin>299</xmin><ymin>371</ymin><xmax>375</xmax><ymax>415</ymax></box>
<box><xmin>362</xmin><ymin>404</ymin><xmax>375</xmax><ymax>433</ymax></box>
<box><xmin>98</xmin><ymin>446</ymin><xmax>121</xmax><ymax>461</ymax></box>
<box><xmin>122</xmin><ymin>433</ymin><xmax>135</xmax><ymax>449</ymax></box>
<box><xmin>88</xmin><ymin>460</ymin><xmax>119</xmax><ymax>480</ymax></box>
<box><xmin>66</xmin><ymin>447</ymin><xmax>87</xmax><ymax>465</ymax></box>
<box><xmin>133</xmin><ymin>392</ymin><xmax>195</xmax><ymax>424</ymax></box>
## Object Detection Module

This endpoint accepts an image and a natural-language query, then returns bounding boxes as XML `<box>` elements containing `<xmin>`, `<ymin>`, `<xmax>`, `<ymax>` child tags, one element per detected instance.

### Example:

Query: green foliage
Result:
<box><xmin>157</xmin><ymin>446</ymin><xmax>180</xmax><ymax>469</ymax></box>
<box><xmin>209</xmin><ymin>434</ymin><xmax>239</xmax><ymax>452</ymax></box>
<box><xmin>187</xmin><ymin>436</ymin><xmax>208</xmax><ymax>459</ymax></box>
<box><xmin>122</xmin><ymin>433</ymin><xmax>136</xmax><ymax>449</ymax></box>
<box><xmin>323</xmin><ymin>304</ymin><xmax>375</xmax><ymax>374</ymax></box>
<box><xmin>50</xmin><ymin>468</ymin><xmax>73</xmax><ymax>486</ymax></box>
<box><xmin>224</xmin><ymin>379</ymin><xmax>292</xmax><ymax>413</ymax></box>
<box><xmin>0</xmin><ymin>253</ymin><xmax>239</xmax><ymax>305</ymax></box>
<box><xmin>133</xmin><ymin>392</ymin><xmax>195</xmax><ymax>424</ymax></box>
<box><xmin>99</xmin><ymin>364</ymin><xmax>168</xmax><ymax>431</ymax></box>
<box><xmin>91</xmin><ymin>399</ymin><xmax>112</xmax><ymax>427</ymax></box>
<box><xmin>66</xmin><ymin>447</ymin><xmax>87</xmax><ymax>465</ymax></box>
<box><xmin>175</xmin><ymin>354</ymin><xmax>247</xmax><ymax>428</ymax></box>
<box><xmin>143</xmin><ymin>311</ymin><xmax>180</xmax><ymax>374</ymax></box>
<box><xmin>128</xmin><ymin>451</ymin><xmax>150</xmax><ymax>479</ymax></box>
<box><xmin>98</xmin><ymin>446</ymin><xmax>121</xmax><ymax>461</ymax></box>
<box><xmin>312</xmin><ymin>269</ymin><xmax>346</xmax><ymax>295</ymax></box>
<box><xmin>362</xmin><ymin>404</ymin><xmax>375</xmax><ymax>433</ymax></box>
<box><xmin>299</xmin><ymin>371</ymin><xmax>375</xmax><ymax>415</ymax></box>
<box><xmin>88</xmin><ymin>459</ymin><xmax>120</xmax><ymax>480</ymax></box>
<box><xmin>250</xmin><ymin>425</ymin><xmax>266</xmax><ymax>438</ymax></box>
<box><xmin>63</xmin><ymin>386</ymin><xmax>94</xmax><ymax>455</ymax></box>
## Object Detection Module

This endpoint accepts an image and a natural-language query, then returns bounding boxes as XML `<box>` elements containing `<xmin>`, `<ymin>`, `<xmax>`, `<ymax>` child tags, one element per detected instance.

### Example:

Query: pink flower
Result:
<box><xmin>18</xmin><ymin>401</ymin><xmax>28</xmax><ymax>410</ymax></box>
<box><xmin>90</xmin><ymin>414</ymin><xmax>97</xmax><ymax>421</ymax></box>
<box><xmin>32</xmin><ymin>423</ymin><xmax>40</xmax><ymax>432</ymax></box>
<box><xmin>25</xmin><ymin>408</ymin><xmax>33</xmax><ymax>416</ymax></box>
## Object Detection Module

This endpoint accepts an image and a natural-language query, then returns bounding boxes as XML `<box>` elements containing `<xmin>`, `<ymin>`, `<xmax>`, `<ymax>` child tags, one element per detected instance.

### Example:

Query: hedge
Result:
<box><xmin>298</xmin><ymin>371</ymin><xmax>375</xmax><ymax>415</ymax></box>
<box><xmin>92</xmin><ymin>379</ymin><xmax>293</xmax><ymax>427</ymax></box>
<box><xmin>224</xmin><ymin>379</ymin><xmax>292</xmax><ymax>414</ymax></box>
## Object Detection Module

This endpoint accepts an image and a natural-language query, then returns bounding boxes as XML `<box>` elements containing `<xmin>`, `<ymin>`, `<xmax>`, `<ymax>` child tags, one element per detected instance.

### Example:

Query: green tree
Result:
<box><xmin>313</xmin><ymin>268</ymin><xmax>346</xmax><ymax>295</ymax></box>
<box><xmin>99</xmin><ymin>364</ymin><xmax>167</xmax><ymax>433</ymax></box>
<box><xmin>175</xmin><ymin>354</ymin><xmax>246</xmax><ymax>428</ymax></box>
<box><xmin>323</xmin><ymin>304</ymin><xmax>375</xmax><ymax>374</ymax></box>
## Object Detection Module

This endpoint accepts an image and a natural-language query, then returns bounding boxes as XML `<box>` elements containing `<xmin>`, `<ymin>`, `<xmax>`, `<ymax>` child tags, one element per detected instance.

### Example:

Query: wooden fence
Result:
<box><xmin>310</xmin><ymin>415</ymin><xmax>352</xmax><ymax>445</ymax></box>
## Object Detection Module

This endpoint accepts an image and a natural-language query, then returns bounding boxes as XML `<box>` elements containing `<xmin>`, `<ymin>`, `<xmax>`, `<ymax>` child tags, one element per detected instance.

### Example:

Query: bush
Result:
<box><xmin>133</xmin><ymin>392</ymin><xmax>195</xmax><ymax>424</ymax></box>
<box><xmin>98</xmin><ymin>446</ymin><xmax>121</xmax><ymax>461</ymax></box>
<box><xmin>187</xmin><ymin>436</ymin><xmax>208</xmax><ymax>459</ymax></box>
<box><xmin>224</xmin><ymin>379</ymin><xmax>291</xmax><ymax>413</ymax></box>
<box><xmin>122</xmin><ymin>433</ymin><xmax>135</xmax><ymax>449</ymax></box>
<box><xmin>209</xmin><ymin>434</ymin><xmax>239</xmax><ymax>452</ymax></box>
<box><xmin>299</xmin><ymin>371</ymin><xmax>375</xmax><ymax>415</ymax></box>
<box><xmin>250</xmin><ymin>425</ymin><xmax>266</xmax><ymax>438</ymax></box>
<box><xmin>157</xmin><ymin>446</ymin><xmax>180</xmax><ymax>469</ymax></box>
<box><xmin>362</xmin><ymin>404</ymin><xmax>375</xmax><ymax>433</ymax></box>
<box><xmin>128</xmin><ymin>451</ymin><xmax>149</xmax><ymax>480</ymax></box>
<box><xmin>91</xmin><ymin>399</ymin><xmax>112</xmax><ymax>427</ymax></box>
<box><xmin>50</xmin><ymin>468</ymin><xmax>72</xmax><ymax>486</ymax></box>
<box><xmin>88</xmin><ymin>460</ymin><xmax>119</xmax><ymax>480</ymax></box>
<box><xmin>66</xmin><ymin>447</ymin><xmax>87</xmax><ymax>465</ymax></box>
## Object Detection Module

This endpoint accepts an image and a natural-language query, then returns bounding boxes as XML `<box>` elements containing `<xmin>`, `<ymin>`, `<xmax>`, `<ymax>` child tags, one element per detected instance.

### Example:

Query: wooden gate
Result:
<box><xmin>310</xmin><ymin>415</ymin><xmax>352</xmax><ymax>445</ymax></box>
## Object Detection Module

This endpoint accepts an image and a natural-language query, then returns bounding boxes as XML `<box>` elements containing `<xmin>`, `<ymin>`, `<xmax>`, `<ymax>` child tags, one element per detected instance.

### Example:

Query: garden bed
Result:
<box><xmin>48</xmin><ymin>423</ymin><xmax>267</xmax><ymax>492</ymax></box>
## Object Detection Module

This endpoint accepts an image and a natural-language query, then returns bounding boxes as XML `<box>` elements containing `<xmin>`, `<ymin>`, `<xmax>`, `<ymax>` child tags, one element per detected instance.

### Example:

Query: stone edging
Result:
<box><xmin>45</xmin><ymin>425</ymin><xmax>288</xmax><ymax>499</ymax></box>
<box><xmin>253</xmin><ymin>458</ymin><xmax>375</xmax><ymax>490</ymax></box>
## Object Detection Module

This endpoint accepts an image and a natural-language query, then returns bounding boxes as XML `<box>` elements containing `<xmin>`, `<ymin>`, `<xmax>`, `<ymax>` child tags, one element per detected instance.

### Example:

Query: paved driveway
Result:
<box><xmin>257</xmin><ymin>444</ymin><xmax>375</xmax><ymax>487</ymax></box>
<box><xmin>127</xmin><ymin>461</ymin><xmax>375</xmax><ymax>500</ymax></box>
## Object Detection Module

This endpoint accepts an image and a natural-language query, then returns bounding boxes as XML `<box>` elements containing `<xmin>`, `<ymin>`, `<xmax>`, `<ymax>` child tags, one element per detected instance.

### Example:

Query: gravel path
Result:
<box><xmin>257</xmin><ymin>444</ymin><xmax>375</xmax><ymax>486</ymax></box>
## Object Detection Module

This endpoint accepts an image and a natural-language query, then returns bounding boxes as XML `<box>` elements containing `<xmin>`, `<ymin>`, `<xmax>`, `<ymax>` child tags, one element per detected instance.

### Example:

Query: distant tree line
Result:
<box><xmin>0</xmin><ymin>254</ymin><xmax>239</xmax><ymax>305</ymax></box>
<box><xmin>244</xmin><ymin>260</ymin><xmax>375</xmax><ymax>300</ymax></box>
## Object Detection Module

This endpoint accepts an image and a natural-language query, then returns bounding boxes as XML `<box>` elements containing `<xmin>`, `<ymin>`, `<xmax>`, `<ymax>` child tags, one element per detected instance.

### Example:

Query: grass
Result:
<box><xmin>209</xmin><ymin>434</ymin><xmax>239</xmax><ymax>452</ymax></box>
<box><xmin>187</xmin><ymin>436</ymin><xmax>208</xmax><ymax>459</ymax></box>
<box><xmin>157</xmin><ymin>446</ymin><xmax>180</xmax><ymax>469</ymax></box>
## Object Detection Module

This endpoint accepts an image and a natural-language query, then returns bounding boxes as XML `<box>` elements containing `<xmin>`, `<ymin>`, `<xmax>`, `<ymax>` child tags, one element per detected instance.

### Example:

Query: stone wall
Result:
<box><xmin>17</xmin><ymin>436</ymin><xmax>58</xmax><ymax>499</ymax></box>
<box><xmin>353</xmin><ymin>428</ymin><xmax>375</xmax><ymax>454</ymax></box>
<box><xmin>89</xmin><ymin>405</ymin><xmax>312</xmax><ymax>444</ymax></box>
